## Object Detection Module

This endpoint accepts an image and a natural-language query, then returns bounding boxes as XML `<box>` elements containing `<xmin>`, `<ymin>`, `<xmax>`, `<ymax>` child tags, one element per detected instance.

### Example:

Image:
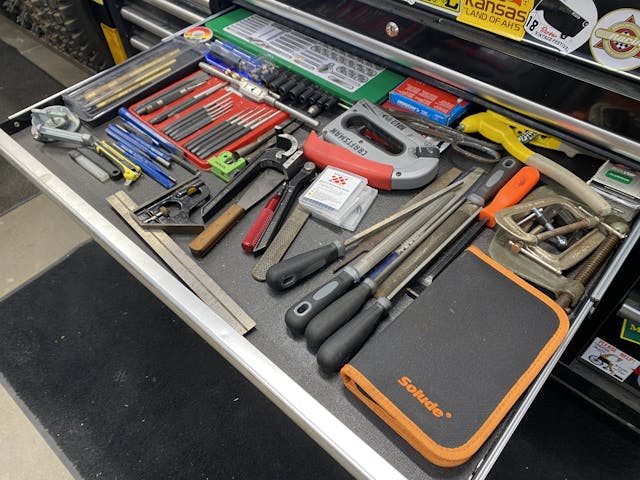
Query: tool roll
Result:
<box><xmin>340</xmin><ymin>246</ymin><xmax>569</xmax><ymax>467</ymax></box>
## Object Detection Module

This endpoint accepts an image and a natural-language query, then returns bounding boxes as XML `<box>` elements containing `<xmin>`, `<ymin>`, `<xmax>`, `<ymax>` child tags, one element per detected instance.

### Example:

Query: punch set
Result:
<box><xmin>129</xmin><ymin>71</ymin><xmax>288</xmax><ymax>169</ymax></box>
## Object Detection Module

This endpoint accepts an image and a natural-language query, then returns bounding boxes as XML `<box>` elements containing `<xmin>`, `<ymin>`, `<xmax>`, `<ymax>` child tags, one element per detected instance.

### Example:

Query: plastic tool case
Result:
<box><xmin>1</xmin><ymin>1</ymin><xmax>639</xmax><ymax>479</ymax></box>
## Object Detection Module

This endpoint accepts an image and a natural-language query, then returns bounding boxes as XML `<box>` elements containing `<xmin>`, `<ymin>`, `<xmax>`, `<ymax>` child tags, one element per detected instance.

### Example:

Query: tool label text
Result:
<box><xmin>397</xmin><ymin>376</ymin><xmax>452</xmax><ymax>419</ymax></box>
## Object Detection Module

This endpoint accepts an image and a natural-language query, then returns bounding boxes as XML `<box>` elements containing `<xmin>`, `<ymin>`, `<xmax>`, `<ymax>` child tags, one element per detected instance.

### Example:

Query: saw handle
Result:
<box><xmin>478</xmin><ymin>166</ymin><xmax>540</xmax><ymax>227</ymax></box>
<box><xmin>190</xmin><ymin>204</ymin><xmax>245</xmax><ymax>257</ymax></box>
<box><xmin>303</xmin><ymin>131</ymin><xmax>393</xmax><ymax>190</ymax></box>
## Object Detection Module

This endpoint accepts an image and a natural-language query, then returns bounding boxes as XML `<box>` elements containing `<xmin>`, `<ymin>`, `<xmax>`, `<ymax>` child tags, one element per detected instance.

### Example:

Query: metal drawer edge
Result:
<box><xmin>243</xmin><ymin>0</ymin><xmax>640</xmax><ymax>163</ymax></box>
<box><xmin>0</xmin><ymin>129</ymin><xmax>407</xmax><ymax>480</ymax></box>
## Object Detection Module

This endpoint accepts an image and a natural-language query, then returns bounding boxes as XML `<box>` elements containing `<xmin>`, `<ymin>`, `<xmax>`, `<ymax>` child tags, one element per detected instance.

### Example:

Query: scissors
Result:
<box><xmin>385</xmin><ymin>109</ymin><xmax>502</xmax><ymax>163</ymax></box>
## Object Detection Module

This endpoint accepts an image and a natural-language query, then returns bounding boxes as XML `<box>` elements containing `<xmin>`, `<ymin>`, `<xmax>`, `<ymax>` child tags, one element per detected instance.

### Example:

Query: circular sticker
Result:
<box><xmin>525</xmin><ymin>0</ymin><xmax>598</xmax><ymax>54</ymax></box>
<box><xmin>590</xmin><ymin>9</ymin><xmax>640</xmax><ymax>72</ymax></box>
<box><xmin>183</xmin><ymin>26</ymin><xmax>213</xmax><ymax>43</ymax></box>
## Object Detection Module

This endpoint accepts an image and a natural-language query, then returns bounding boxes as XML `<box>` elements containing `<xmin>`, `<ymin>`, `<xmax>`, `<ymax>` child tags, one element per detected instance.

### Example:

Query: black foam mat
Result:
<box><xmin>0</xmin><ymin>242</ymin><xmax>351</xmax><ymax>480</ymax></box>
<box><xmin>0</xmin><ymin>37</ymin><xmax>63</xmax><ymax>215</ymax></box>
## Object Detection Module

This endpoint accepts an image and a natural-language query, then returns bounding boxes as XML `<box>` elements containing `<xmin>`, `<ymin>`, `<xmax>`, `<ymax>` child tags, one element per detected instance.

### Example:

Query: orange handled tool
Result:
<box><xmin>479</xmin><ymin>166</ymin><xmax>540</xmax><ymax>228</ymax></box>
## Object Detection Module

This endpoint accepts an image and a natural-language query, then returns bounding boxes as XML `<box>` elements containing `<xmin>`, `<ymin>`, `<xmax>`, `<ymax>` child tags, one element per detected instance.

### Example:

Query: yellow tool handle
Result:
<box><xmin>460</xmin><ymin>113</ymin><xmax>611</xmax><ymax>216</ymax></box>
<box><xmin>189</xmin><ymin>204</ymin><xmax>245</xmax><ymax>257</ymax></box>
<box><xmin>94</xmin><ymin>141</ymin><xmax>141</xmax><ymax>184</ymax></box>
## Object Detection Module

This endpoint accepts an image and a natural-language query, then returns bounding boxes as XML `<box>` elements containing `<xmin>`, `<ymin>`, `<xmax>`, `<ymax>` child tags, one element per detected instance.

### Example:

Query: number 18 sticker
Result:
<box><xmin>525</xmin><ymin>0</ymin><xmax>597</xmax><ymax>54</ymax></box>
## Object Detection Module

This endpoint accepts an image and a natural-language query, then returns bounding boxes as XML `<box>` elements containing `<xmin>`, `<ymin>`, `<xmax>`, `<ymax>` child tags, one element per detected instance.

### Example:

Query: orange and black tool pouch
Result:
<box><xmin>341</xmin><ymin>247</ymin><xmax>569</xmax><ymax>467</ymax></box>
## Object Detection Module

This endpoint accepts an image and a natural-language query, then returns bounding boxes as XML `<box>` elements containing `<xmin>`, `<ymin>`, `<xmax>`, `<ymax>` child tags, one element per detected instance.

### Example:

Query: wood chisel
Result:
<box><xmin>189</xmin><ymin>168</ymin><xmax>284</xmax><ymax>257</ymax></box>
<box><xmin>315</xmin><ymin>164</ymin><xmax>542</xmax><ymax>372</ymax></box>
<box><xmin>283</xmin><ymin>183</ymin><xmax>469</xmax><ymax>337</ymax></box>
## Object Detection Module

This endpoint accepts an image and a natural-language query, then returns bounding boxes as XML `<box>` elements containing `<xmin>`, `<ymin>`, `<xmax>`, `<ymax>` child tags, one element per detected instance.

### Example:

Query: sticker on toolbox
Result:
<box><xmin>458</xmin><ymin>0</ymin><xmax>536</xmax><ymax>41</ymax></box>
<box><xmin>621</xmin><ymin>318</ymin><xmax>640</xmax><ymax>346</ymax></box>
<box><xmin>524</xmin><ymin>0</ymin><xmax>598</xmax><ymax>53</ymax></box>
<box><xmin>413</xmin><ymin>0</ymin><xmax>462</xmax><ymax>15</ymax></box>
<box><xmin>223</xmin><ymin>14</ymin><xmax>384</xmax><ymax>92</ymax></box>
<box><xmin>582</xmin><ymin>337</ymin><xmax>640</xmax><ymax>382</ymax></box>
<box><xmin>590</xmin><ymin>8</ymin><xmax>640</xmax><ymax>72</ymax></box>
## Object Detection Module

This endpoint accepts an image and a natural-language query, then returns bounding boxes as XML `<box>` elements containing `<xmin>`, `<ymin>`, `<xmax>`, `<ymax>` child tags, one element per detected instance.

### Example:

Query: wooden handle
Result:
<box><xmin>189</xmin><ymin>203</ymin><xmax>245</xmax><ymax>257</ymax></box>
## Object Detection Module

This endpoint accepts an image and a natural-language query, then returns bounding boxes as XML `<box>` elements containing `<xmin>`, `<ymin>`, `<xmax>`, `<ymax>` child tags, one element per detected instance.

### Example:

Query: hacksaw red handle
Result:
<box><xmin>303</xmin><ymin>131</ymin><xmax>394</xmax><ymax>190</ymax></box>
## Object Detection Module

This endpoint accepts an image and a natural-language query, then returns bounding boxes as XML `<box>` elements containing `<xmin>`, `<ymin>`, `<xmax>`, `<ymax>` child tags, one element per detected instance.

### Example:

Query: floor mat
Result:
<box><xmin>0</xmin><ymin>158</ymin><xmax>40</xmax><ymax>216</ymax></box>
<box><xmin>0</xmin><ymin>37</ymin><xmax>63</xmax><ymax>215</ymax></box>
<box><xmin>0</xmin><ymin>38</ymin><xmax>63</xmax><ymax>118</ymax></box>
<box><xmin>0</xmin><ymin>242</ymin><xmax>351</xmax><ymax>480</ymax></box>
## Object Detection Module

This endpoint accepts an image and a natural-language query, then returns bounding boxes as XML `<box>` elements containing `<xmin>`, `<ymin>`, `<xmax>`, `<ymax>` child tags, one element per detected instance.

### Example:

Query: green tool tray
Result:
<box><xmin>206</xmin><ymin>8</ymin><xmax>405</xmax><ymax>105</ymax></box>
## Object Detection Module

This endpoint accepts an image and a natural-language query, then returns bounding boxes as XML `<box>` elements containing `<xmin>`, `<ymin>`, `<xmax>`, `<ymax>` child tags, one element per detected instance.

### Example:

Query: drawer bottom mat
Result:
<box><xmin>0</xmin><ymin>242</ymin><xmax>350</xmax><ymax>480</ymax></box>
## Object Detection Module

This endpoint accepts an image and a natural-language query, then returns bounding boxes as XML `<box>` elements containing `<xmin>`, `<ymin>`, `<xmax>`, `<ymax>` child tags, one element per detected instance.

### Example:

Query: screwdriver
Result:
<box><xmin>314</xmin><ymin>164</ymin><xmax>541</xmax><ymax>373</ymax></box>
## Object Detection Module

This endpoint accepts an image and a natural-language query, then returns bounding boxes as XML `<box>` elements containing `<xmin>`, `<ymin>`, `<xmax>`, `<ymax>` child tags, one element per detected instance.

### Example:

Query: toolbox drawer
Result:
<box><xmin>2</xmin><ymin>2</ymin><xmax>640</xmax><ymax>479</ymax></box>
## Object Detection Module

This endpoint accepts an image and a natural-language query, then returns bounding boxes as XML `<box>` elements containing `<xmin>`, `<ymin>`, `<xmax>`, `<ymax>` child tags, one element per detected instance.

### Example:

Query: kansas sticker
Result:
<box><xmin>458</xmin><ymin>0</ymin><xmax>535</xmax><ymax>40</ymax></box>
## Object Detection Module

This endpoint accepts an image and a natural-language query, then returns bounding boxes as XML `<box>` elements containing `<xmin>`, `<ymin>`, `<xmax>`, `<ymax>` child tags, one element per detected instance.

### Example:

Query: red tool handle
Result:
<box><xmin>303</xmin><ymin>131</ymin><xmax>394</xmax><ymax>190</ymax></box>
<box><xmin>241</xmin><ymin>194</ymin><xmax>281</xmax><ymax>252</ymax></box>
<box><xmin>479</xmin><ymin>165</ymin><xmax>540</xmax><ymax>227</ymax></box>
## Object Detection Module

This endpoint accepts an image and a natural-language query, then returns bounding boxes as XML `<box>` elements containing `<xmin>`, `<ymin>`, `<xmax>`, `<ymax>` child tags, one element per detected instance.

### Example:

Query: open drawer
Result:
<box><xmin>2</xmin><ymin>1</ymin><xmax>640</xmax><ymax>479</ymax></box>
